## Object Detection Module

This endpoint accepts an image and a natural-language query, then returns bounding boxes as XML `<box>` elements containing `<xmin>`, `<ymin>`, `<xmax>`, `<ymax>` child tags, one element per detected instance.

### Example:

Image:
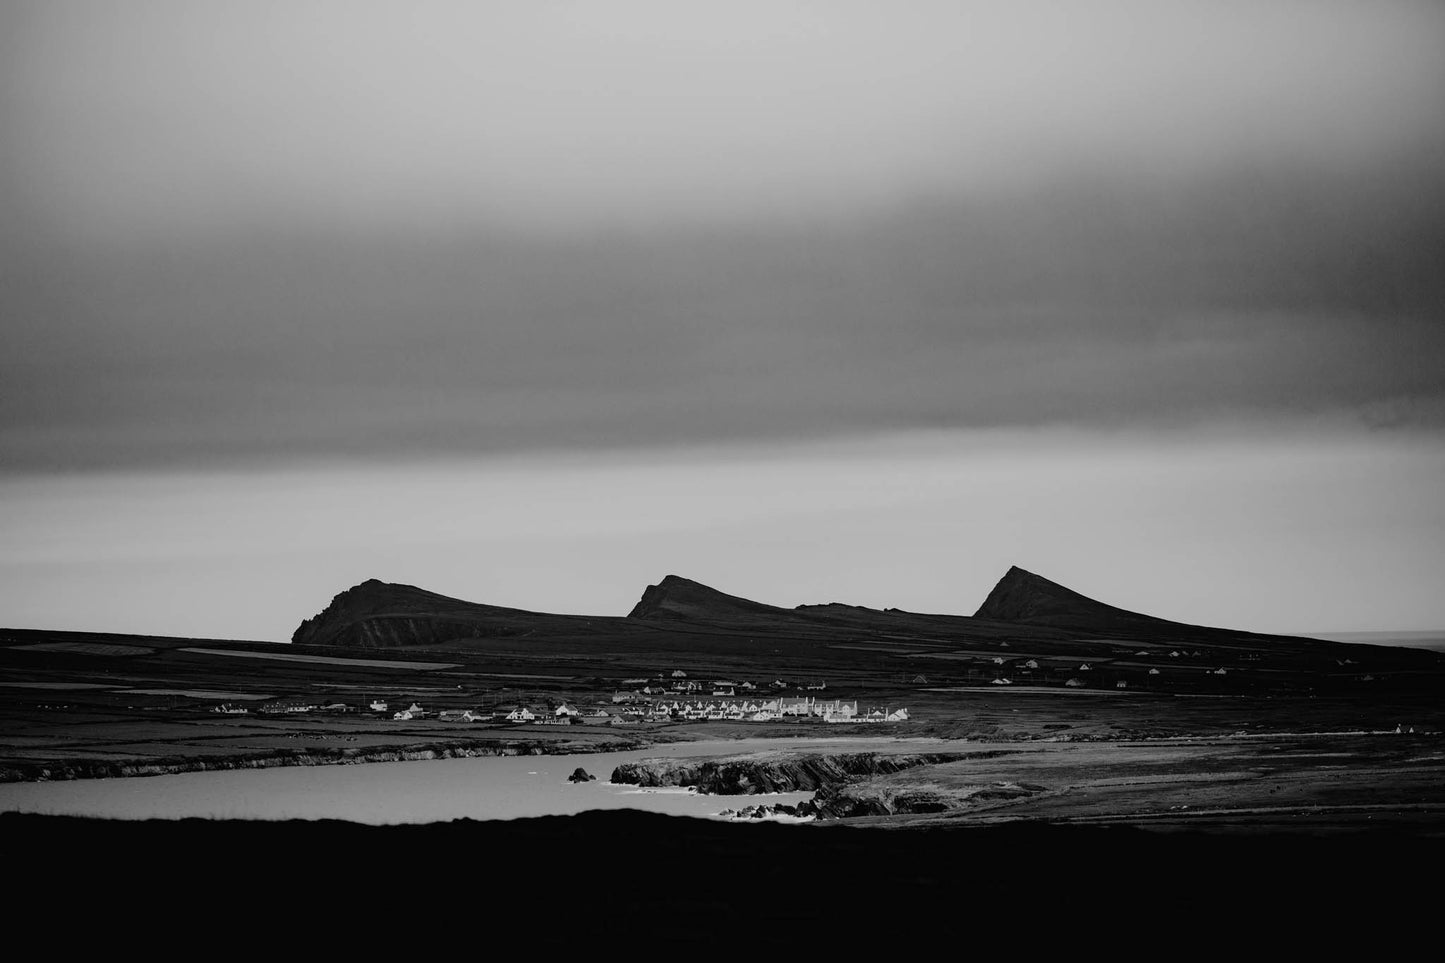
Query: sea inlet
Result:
<box><xmin>0</xmin><ymin>736</ymin><xmax>951</xmax><ymax>823</ymax></box>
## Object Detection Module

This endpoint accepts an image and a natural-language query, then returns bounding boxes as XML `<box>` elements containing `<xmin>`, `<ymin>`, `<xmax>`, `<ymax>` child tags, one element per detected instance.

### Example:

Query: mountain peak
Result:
<box><xmin>291</xmin><ymin>579</ymin><xmax>510</xmax><ymax>647</ymax></box>
<box><xmin>627</xmin><ymin>575</ymin><xmax>785</xmax><ymax>621</ymax></box>
<box><xmin>974</xmin><ymin>566</ymin><xmax>1161</xmax><ymax>628</ymax></box>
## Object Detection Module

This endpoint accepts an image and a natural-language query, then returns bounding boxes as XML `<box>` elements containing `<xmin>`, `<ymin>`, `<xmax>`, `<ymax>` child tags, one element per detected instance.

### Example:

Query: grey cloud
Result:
<box><xmin>3</xmin><ymin>156</ymin><xmax>1442</xmax><ymax>471</ymax></box>
<box><xmin>3</xmin><ymin>2</ymin><xmax>1443</xmax><ymax>471</ymax></box>
<box><xmin>3</xmin><ymin>1</ymin><xmax>1443</xmax><ymax>234</ymax></box>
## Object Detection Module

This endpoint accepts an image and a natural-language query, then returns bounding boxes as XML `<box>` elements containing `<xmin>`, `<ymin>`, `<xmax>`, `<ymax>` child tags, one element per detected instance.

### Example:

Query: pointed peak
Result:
<box><xmin>974</xmin><ymin>565</ymin><xmax>1158</xmax><ymax>628</ymax></box>
<box><xmin>994</xmin><ymin>565</ymin><xmax>1065</xmax><ymax>591</ymax></box>
<box><xmin>627</xmin><ymin>575</ymin><xmax>785</xmax><ymax>621</ymax></box>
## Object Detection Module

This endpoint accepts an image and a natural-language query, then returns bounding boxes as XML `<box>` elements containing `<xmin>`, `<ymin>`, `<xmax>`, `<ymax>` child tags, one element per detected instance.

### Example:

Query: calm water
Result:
<box><xmin>0</xmin><ymin>736</ymin><xmax>958</xmax><ymax>824</ymax></box>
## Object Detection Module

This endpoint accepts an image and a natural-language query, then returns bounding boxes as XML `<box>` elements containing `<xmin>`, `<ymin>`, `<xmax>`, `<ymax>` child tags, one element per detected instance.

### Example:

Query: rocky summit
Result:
<box><xmin>626</xmin><ymin>574</ymin><xmax>790</xmax><ymax>622</ymax></box>
<box><xmin>971</xmin><ymin>565</ymin><xmax>1165</xmax><ymax>628</ymax></box>
<box><xmin>290</xmin><ymin>579</ymin><xmax>530</xmax><ymax>648</ymax></box>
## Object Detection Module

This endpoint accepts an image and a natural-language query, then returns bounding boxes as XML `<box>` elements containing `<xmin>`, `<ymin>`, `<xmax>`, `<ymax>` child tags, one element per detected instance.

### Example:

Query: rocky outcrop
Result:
<box><xmin>610</xmin><ymin>751</ymin><xmax>974</xmax><ymax>795</ymax></box>
<box><xmin>718</xmin><ymin>802</ymin><xmax>809</xmax><ymax>820</ymax></box>
<box><xmin>568</xmin><ymin>767</ymin><xmax>596</xmax><ymax>783</ymax></box>
<box><xmin>627</xmin><ymin>575</ymin><xmax>790</xmax><ymax>622</ymax></box>
<box><xmin>807</xmin><ymin>780</ymin><xmax>1046</xmax><ymax>818</ymax></box>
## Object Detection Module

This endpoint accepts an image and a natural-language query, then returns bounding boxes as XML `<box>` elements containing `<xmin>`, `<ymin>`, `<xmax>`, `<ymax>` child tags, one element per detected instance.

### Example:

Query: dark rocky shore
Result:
<box><xmin>610</xmin><ymin>750</ymin><xmax>985</xmax><ymax>794</ymax></box>
<box><xmin>612</xmin><ymin>749</ymin><xmax>1050</xmax><ymax>818</ymax></box>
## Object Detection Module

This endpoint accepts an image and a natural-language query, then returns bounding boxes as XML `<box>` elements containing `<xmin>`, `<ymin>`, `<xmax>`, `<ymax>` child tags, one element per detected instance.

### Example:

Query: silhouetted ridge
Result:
<box><xmin>291</xmin><ymin>579</ymin><xmax>531</xmax><ymax>648</ymax></box>
<box><xmin>975</xmin><ymin>566</ymin><xmax>1172</xmax><ymax>629</ymax></box>
<box><xmin>627</xmin><ymin>575</ymin><xmax>786</xmax><ymax>621</ymax></box>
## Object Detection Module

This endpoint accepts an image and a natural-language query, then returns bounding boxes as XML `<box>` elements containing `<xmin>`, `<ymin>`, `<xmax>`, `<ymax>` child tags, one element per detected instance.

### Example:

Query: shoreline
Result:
<box><xmin>0</xmin><ymin>734</ymin><xmax>656</xmax><ymax>784</ymax></box>
<box><xmin>4</xmin><ymin>722</ymin><xmax>1433</xmax><ymax>785</ymax></box>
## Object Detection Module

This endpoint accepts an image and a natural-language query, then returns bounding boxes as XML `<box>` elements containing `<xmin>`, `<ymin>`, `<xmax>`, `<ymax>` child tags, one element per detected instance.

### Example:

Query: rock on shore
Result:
<box><xmin>807</xmin><ymin>779</ymin><xmax>1046</xmax><ymax>818</ymax></box>
<box><xmin>610</xmin><ymin>751</ymin><xmax>973</xmax><ymax>795</ymax></box>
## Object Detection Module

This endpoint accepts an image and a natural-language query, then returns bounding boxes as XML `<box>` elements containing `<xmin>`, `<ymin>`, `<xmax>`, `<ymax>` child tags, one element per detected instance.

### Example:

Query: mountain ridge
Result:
<box><xmin>287</xmin><ymin>567</ymin><xmax>1355</xmax><ymax>654</ymax></box>
<box><xmin>627</xmin><ymin>574</ymin><xmax>791</xmax><ymax>622</ymax></box>
<box><xmin>974</xmin><ymin>565</ymin><xmax>1169</xmax><ymax>627</ymax></box>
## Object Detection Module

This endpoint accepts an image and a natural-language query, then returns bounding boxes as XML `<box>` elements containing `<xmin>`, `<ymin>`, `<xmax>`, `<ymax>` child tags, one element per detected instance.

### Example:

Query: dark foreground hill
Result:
<box><xmin>4</xmin><ymin>810</ymin><xmax>1436</xmax><ymax>946</ymax></box>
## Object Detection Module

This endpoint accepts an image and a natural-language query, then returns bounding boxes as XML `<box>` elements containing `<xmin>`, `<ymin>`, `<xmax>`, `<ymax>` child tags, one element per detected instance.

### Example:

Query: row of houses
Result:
<box><xmin>226</xmin><ymin>694</ymin><xmax>907</xmax><ymax>726</ymax></box>
<box><xmin>644</xmin><ymin>697</ymin><xmax>908</xmax><ymax>723</ymax></box>
<box><xmin>614</xmin><ymin>678</ymin><xmax>826</xmax><ymax>700</ymax></box>
<box><xmin>392</xmin><ymin>697</ymin><xmax>912</xmax><ymax>726</ymax></box>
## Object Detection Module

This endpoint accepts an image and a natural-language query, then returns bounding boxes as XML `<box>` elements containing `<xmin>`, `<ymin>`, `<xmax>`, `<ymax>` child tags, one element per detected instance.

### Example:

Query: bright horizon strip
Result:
<box><xmin>2</xmin><ymin>426</ymin><xmax>1442</xmax><ymax>642</ymax></box>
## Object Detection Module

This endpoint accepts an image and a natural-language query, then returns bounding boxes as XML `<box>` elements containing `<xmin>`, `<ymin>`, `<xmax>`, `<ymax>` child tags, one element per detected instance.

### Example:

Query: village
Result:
<box><xmin>213</xmin><ymin>669</ymin><xmax>910</xmax><ymax>727</ymax></box>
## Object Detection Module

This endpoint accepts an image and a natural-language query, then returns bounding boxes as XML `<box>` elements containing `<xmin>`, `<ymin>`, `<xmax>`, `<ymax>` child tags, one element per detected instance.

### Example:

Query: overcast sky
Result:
<box><xmin>3</xmin><ymin>1</ymin><xmax>1443</xmax><ymax>638</ymax></box>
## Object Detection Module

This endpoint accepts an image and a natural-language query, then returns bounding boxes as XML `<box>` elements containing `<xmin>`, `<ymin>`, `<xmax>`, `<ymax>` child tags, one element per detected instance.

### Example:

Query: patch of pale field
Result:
<box><xmin>12</xmin><ymin>642</ymin><xmax>156</xmax><ymax>656</ymax></box>
<box><xmin>179</xmin><ymin>647</ymin><xmax>461</xmax><ymax>670</ymax></box>
<box><xmin>828</xmin><ymin>645</ymin><xmax>934</xmax><ymax>654</ymax></box>
<box><xmin>117</xmin><ymin>689</ymin><xmax>275</xmax><ymax>700</ymax></box>
<box><xmin>924</xmin><ymin>686</ymin><xmax>1128</xmax><ymax>696</ymax></box>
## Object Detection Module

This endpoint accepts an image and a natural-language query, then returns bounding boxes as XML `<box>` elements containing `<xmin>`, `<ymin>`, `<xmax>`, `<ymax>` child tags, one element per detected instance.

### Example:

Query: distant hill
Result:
<box><xmin>291</xmin><ymin>579</ymin><xmax>584</xmax><ymax>648</ymax></box>
<box><xmin>972</xmin><ymin>566</ymin><xmax>1337</xmax><ymax>649</ymax></box>
<box><xmin>974</xmin><ymin>566</ymin><xmax>1173</xmax><ymax>629</ymax></box>
<box><xmin>627</xmin><ymin>575</ymin><xmax>792</xmax><ymax>622</ymax></box>
<box><xmin>281</xmin><ymin>568</ymin><xmax>1426</xmax><ymax>670</ymax></box>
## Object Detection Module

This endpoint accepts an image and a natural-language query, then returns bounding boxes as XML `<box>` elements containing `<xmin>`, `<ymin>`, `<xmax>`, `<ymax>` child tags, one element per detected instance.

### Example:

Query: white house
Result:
<box><xmin>555</xmin><ymin>703</ymin><xmax>580</xmax><ymax>717</ymax></box>
<box><xmin>368</xmin><ymin>700</ymin><xmax>388</xmax><ymax>712</ymax></box>
<box><xmin>505</xmin><ymin>706</ymin><xmax>537</xmax><ymax>722</ymax></box>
